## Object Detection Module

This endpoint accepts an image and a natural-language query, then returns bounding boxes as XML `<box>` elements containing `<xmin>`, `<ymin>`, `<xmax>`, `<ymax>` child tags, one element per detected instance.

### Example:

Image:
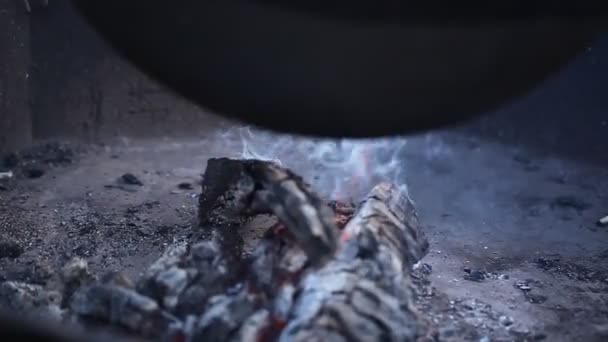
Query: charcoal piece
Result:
<box><xmin>141</xmin><ymin>243</ymin><xmax>189</xmax><ymax>278</ymax></box>
<box><xmin>70</xmin><ymin>283</ymin><xmax>175</xmax><ymax>337</ymax></box>
<box><xmin>103</xmin><ymin>184</ymin><xmax>138</xmax><ymax>193</ymax></box>
<box><xmin>25</xmin><ymin>168</ymin><xmax>45</xmax><ymax>179</ymax></box>
<box><xmin>338</xmin><ymin>183</ymin><xmax>428</xmax><ymax>269</ymax></box>
<box><xmin>535</xmin><ymin>256</ymin><xmax>561</xmax><ymax>271</ymax></box>
<box><xmin>0</xmin><ymin>171</ymin><xmax>12</xmax><ymax>180</ymax></box>
<box><xmin>175</xmin><ymin>241</ymin><xmax>233</xmax><ymax>316</ymax></box>
<box><xmin>100</xmin><ymin>272</ymin><xmax>135</xmax><ymax>289</ymax></box>
<box><xmin>60</xmin><ymin>257</ymin><xmax>95</xmax><ymax>307</ymax></box>
<box><xmin>328</xmin><ymin>200</ymin><xmax>357</xmax><ymax>215</ymax></box>
<box><xmin>0</xmin><ymin>281</ymin><xmax>63</xmax><ymax>320</ymax></box>
<box><xmin>550</xmin><ymin>196</ymin><xmax>592</xmax><ymax>212</ymax></box>
<box><xmin>0</xmin><ymin>261</ymin><xmax>53</xmax><ymax>285</ymax></box>
<box><xmin>191</xmin><ymin>287</ymin><xmax>261</xmax><ymax>342</ymax></box>
<box><xmin>198</xmin><ymin>158</ymin><xmax>255</xmax><ymax>229</ymax></box>
<box><xmin>515</xmin><ymin>281</ymin><xmax>532</xmax><ymax>292</ymax></box>
<box><xmin>55</xmin><ymin>179</ymin><xmax>431</xmax><ymax>340</ymax></box>
<box><xmin>284</xmin><ymin>277</ymin><xmax>419</xmax><ymax>342</ymax></box>
<box><xmin>120</xmin><ymin>173</ymin><xmax>143</xmax><ymax>186</ymax></box>
<box><xmin>2</xmin><ymin>152</ymin><xmax>19</xmax><ymax>169</ymax></box>
<box><xmin>61</xmin><ymin>258</ymin><xmax>94</xmax><ymax>284</ymax></box>
<box><xmin>464</xmin><ymin>269</ymin><xmax>487</xmax><ymax>282</ymax></box>
<box><xmin>157</xmin><ymin>268</ymin><xmax>192</xmax><ymax>310</ymax></box>
<box><xmin>137</xmin><ymin>241</ymin><xmax>232</xmax><ymax>316</ymax></box>
<box><xmin>175</xmin><ymin>315</ymin><xmax>199</xmax><ymax>341</ymax></box>
<box><xmin>525</xmin><ymin>293</ymin><xmax>548</xmax><ymax>304</ymax></box>
<box><xmin>137</xmin><ymin>243</ymin><xmax>193</xmax><ymax>311</ymax></box>
<box><xmin>0</xmin><ymin>240</ymin><xmax>23</xmax><ymax>259</ymax></box>
<box><xmin>279</xmin><ymin>183</ymin><xmax>429</xmax><ymax>342</ymax></box>
<box><xmin>197</xmin><ymin>158</ymin><xmax>256</xmax><ymax>258</ymax></box>
<box><xmin>249</xmin><ymin>227</ymin><xmax>308</xmax><ymax>296</ymax></box>
<box><xmin>177</xmin><ymin>182</ymin><xmax>194</xmax><ymax>190</ymax></box>
<box><xmin>175</xmin><ymin>284</ymin><xmax>212</xmax><ymax>317</ymax></box>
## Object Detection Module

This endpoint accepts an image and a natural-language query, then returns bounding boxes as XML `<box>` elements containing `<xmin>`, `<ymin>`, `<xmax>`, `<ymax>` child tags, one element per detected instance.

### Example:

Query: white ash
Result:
<box><xmin>0</xmin><ymin>171</ymin><xmax>13</xmax><ymax>180</ymax></box>
<box><xmin>70</xmin><ymin>283</ymin><xmax>177</xmax><ymax>337</ymax></box>
<box><xmin>61</xmin><ymin>257</ymin><xmax>94</xmax><ymax>283</ymax></box>
<box><xmin>232</xmin><ymin>309</ymin><xmax>271</xmax><ymax>341</ymax></box>
<box><xmin>190</xmin><ymin>286</ymin><xmax>261</xmax><ymax>342</ymax></box>
<box><xmin>0</xmin><ymin>281</ymin><xmax>64</xmax><ymax>321</ymax></box>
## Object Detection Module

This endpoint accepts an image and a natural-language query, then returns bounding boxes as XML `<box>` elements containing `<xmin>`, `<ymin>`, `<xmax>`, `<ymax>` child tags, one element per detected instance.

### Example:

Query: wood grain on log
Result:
<box><xmin>279</xmin><ymin>183</ymin><xmax>429</xmax><ymax>342</ymax></box>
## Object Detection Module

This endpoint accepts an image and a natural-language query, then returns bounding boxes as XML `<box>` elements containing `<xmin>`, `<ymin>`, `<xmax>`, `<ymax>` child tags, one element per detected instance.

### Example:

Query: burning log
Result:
<box><xmin>23</xmin><ymin>158</ymin><xmax>429</xmax><ymax>342</ymax></box>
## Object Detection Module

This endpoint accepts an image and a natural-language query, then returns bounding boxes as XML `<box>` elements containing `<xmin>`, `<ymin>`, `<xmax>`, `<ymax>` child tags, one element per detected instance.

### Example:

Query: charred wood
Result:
<box><xmin>190</xmin><ymin>285</ymin><xmax>263</xmax><ymax>341</ymax></box>
<box><xmin>279</xmin><ymin>183</ymin><xmax>429</xmax><ymax>342</ymax></box>
<box><xmin>244</xmin><ymin>160</ymin><xmax>339</xmax><ymax>266</ymax></box>
<box><xmin>197</xmin><ymin>158</ymin><xmax>255</xmax><ymax>260</ymax></box>
<box><xmin>136</xmin><ymin>240</ymin><xmax>235</xmax><ymax>317</ymax></box>
<box><xmin>70</xmin><ymin>275</ymin><xmax>178</xmax><ymax>338</ymax></box>
<box><xmin>198</xmin><ymin>158</ymin><xmax>339</xmax><ymax>267</ymax></box>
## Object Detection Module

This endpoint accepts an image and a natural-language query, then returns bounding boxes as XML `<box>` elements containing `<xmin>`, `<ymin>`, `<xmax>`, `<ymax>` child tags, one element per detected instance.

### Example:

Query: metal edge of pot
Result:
<box><xmin>70</xmin><ymin>1</ymin><xmax>603</xmax><ymax>137</ymax></box>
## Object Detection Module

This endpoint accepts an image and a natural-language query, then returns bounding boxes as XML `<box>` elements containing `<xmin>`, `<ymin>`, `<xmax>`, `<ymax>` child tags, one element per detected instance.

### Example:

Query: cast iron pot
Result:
<box><xmin>70</xmin><ymin>1</ymin><xmax>605</xmax><ymax>138</ymax></box>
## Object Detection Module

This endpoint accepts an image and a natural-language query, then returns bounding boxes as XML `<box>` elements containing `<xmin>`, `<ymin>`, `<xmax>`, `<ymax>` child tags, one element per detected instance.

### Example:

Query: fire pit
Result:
<box><xmin>1</xmin><ymin>131</ymin><xmax>608</xmax><ymax>341</ymax></box>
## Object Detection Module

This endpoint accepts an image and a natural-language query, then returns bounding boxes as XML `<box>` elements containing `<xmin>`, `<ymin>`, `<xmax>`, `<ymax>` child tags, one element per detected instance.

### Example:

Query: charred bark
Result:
<box><xmin>198</xmin><ymin>158</ymin><xmax>339</xmax><ymax>267</ymax></box>
<box><xmin>279</xmin><ymin>183</ymin><xmax>429</xmax><ymax>342</ymax></box>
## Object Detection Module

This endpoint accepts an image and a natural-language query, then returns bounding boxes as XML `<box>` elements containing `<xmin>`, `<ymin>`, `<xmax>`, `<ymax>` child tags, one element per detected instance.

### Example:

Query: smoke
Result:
<box><xmin>211</xmin><ymin>126</ymin><xmax>409</xmax><ymax>201</ymax></box>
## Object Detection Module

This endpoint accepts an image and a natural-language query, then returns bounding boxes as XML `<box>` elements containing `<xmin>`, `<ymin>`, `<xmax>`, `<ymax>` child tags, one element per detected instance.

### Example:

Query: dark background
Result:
<box><xmin>1</xmin><ymin>0</ymin><xmax>606</xmax><ymax>166</ymax></box>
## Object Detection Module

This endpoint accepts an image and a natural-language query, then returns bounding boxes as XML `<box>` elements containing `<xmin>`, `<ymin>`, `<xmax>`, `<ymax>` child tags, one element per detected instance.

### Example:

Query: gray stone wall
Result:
<box><xmin>1</xmin><ymin>0</ymin><xmax>220</xmax><ymax>154</ymax></box>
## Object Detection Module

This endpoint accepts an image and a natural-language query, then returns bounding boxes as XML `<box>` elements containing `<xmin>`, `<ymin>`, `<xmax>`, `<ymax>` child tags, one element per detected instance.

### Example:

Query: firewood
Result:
<box><xmin>279</xmin><ymin>183</ymin><xmax>429</xmax><ymax>341</ymax></box>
